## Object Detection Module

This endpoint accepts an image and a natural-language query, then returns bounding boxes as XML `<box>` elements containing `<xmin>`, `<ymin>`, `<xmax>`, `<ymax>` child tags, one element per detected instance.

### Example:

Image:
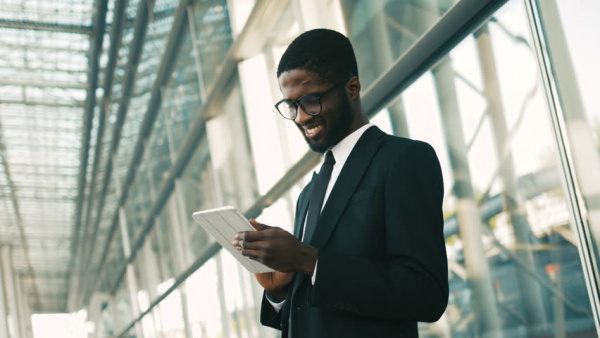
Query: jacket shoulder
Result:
<box><xmin>379</xmin><ymin>133</ymin><xmax>437</xmax><ymax>156</ymax></box>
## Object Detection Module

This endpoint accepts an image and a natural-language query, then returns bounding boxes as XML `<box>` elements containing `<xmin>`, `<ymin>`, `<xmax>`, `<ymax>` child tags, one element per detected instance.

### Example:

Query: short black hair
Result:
<box><xmin>277</xmin><ymin>29</ymin><xmax>358</xmax><ymax>83</ymax></box>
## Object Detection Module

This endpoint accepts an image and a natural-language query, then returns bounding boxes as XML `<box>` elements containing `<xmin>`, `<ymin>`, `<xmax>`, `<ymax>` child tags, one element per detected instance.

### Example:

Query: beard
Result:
<box><xmin>301</xmin><ymin>99</ymin><xmax>354</xmax><ymax>153</ymax></box>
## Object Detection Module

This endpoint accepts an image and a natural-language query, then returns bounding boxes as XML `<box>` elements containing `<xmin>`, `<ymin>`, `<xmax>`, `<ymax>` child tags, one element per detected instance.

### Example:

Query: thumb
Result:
<box><xmin>249</xmin><ymin>219</ymin><xmax>270</xmax><ymax>231</ymax></box>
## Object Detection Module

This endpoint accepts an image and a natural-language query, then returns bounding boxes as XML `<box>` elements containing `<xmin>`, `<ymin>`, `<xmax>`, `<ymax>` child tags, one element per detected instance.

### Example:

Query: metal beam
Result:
<box><xmin>0</xmin><ymin>122</ymin><xmax>41</xmax><ymax>310</ymax></box>
<box><xmin>85</xmin><ymin>0</ymin><xmax>198</xmax><ymax>302</ymax></box>
<box><xmin>4</xmin><ymin>163</ymin><xmax>79</xmax><ymax>170</ymax></box>
<box><xmin>0</xmin><ymin>42</ymin><xmax>88</xmax><ymax>54</ymax></box>
<box><xmin>73</xmin><ymin>0</ymin><xmax>129</xmax><ymax>294</ymax></box>
<box><xmin>68</xmin><ymin>0</ymin><xmax>109</xmax><ymax>313</ymax></box>
<box><xmin>100</xmin><ymin>0</ymin><xmax>292</xmax><ymax>301</ymax></box>
<box><xmin>20</xmin><ymin>270</ymin><xmax>69</xmax><ymax>279</ymax></box>
<box><xmin>0</xmin><ymin>195</ymin><xmax>74</xmax><ymax>201</ymax></box>
<box><xmin>0</xmin><ymin>99</ymin><xmax>85</xmax><ymax>108</ymax></box>
<box><xmin>0</xmin><ymin>19</ymin><xmax>92</xmax><ymax>35</ymax></box>
<box><xmin>0</xmin><ymin>78</ymin><xmax>87</xmax><ymax>90</ymax></box>
<box><xmin>73</xmin><ymin>0</ymin><xmax>152</xmax><ymax>311</ymax></box>
<box><xmin>1</xmin><ymin>126</ymin><xmax>81</xmax><ymax>134</ymax></box>
<box><xmin>0</xmin><ymin>113</ymin><xmax>82</xmax><ymax>122</ymax></box>
<box><xmin>361</xmin><ymin>0</ymin><xmax>507</xmax><ymax>114</ymax></box>
<box><xmin>4</xmin><ymin>144</ymin><xmax>80</xmax><ymax>151</ymax></box>
<box><xmin>0</xmin><ymin>65</ymin><xmax>87</xmax><ymax>75</ymax></box>
<box><xmin>71</xmin><ymin>0</ymin><xmax>109</xmax><ymax>295</ymax></box>
<box><xmin>2</xmin><ymin>174</ymin><xmax>79</xmax><ymax>181</ymax></box>
<box><xmin>1</xmin><ymin>184</ymin><xmax>77</xmax><ymax>190</ymax></box>
<box><xmin>2</xmin><ymin>235</ymin><xmax>71</xmax><ymax>241</ymax></box>
<box><xmin>122</xmin><ymin>7</ymin><xmax>176</xmax><ymax>29</ymax></box>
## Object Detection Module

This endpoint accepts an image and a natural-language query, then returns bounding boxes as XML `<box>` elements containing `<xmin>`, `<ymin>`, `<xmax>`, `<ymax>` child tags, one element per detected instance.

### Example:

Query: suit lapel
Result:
<box><xmin>309</xmin><ymin>126</ymin><xmax>385</xmax><ymax>248</ymax></box>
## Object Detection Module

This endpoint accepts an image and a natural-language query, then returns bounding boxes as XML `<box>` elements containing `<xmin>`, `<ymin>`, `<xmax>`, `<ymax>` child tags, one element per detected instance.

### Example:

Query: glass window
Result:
<box><xmin>340</xmin><ymin>0</ymin><xmax>460</xmax><ymax>89</ymax></box>
<box><xmin>534</xmin><ymin>0</ymin><xmax>600</xmax><ymax>275</ymax></box>
<box><xmin>205</xmin><ymin>83</ymin><xmax>258</xmax><ymax>211</ymax></box>
<box><xmin>389</xmin><ymin>1</ymin><xmax>597</xmax><ymax>336</ymax></box>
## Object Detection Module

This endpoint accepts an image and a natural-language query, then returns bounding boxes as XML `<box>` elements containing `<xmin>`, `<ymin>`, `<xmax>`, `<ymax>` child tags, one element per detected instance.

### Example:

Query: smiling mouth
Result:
<box><xmin>304</xmin><ymin>125</ymin><xmax>323</xmax><ymax>138</ymax></box>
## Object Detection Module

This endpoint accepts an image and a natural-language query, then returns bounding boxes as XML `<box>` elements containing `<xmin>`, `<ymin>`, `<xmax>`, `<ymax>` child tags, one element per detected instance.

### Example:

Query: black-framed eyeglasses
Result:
<box><xmin>274</xmin><ymin>78</ymin><xmax>351</xmax><ymax>120</ymax></box>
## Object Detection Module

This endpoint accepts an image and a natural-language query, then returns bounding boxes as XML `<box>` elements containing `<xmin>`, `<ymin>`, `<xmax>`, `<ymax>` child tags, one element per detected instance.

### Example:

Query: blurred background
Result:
<box><xmin>0</xmin><ymin>0</ymin><xmax>599</xmax><ymax>337</ymax></box>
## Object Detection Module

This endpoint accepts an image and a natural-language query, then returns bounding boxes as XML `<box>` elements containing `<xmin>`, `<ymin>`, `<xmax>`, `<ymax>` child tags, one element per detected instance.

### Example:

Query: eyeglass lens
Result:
<box><xmin>279</xmin><ymin>95</ymin><xmax>321</xmax><ymax>119</ymax></box>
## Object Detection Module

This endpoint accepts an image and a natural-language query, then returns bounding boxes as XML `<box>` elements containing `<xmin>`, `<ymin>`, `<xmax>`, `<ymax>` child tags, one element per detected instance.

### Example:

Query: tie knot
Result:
<box><xmin>324</xmin><ymin>151</ymin><xmax>335</xmax><ymax>165</ymax></box>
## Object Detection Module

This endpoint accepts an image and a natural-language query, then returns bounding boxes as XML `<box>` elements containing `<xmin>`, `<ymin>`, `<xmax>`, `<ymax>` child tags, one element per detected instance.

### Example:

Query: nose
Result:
<box><xmin>294</xmin><ymin>105</ymin><xmax>312</xmax><ymax>125</ymax></box>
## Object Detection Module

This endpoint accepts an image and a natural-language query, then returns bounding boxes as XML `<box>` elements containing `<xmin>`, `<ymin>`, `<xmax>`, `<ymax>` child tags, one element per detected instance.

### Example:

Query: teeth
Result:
<box><xmin>305</xmin><ymin>125</ymin><xmax>322</xmax><ymax>136</ymax></box>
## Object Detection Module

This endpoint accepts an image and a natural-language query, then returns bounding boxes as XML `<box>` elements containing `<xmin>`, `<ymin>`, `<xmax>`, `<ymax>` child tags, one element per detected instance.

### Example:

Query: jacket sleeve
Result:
<box><xmin>308</xmin><ymin>141</ymin><xmax>448</xmax><ymax>322</ymax></box>
<box><xmin>260</xmin><ymin>291</ymin><xmax>283</xmax><ymax>330</ymax></box>
<box><xmin>259</xmin><ymin>182</ymin><xmax>311</xmax><ymax>330</ymax></box>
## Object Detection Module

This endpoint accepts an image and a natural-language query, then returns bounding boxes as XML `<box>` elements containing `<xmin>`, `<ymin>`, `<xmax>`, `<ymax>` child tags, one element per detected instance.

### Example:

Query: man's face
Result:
<box><xmin>278</xmin><ymin>69</ymin><xmax>354</xmax><ymax>153</ymax></box>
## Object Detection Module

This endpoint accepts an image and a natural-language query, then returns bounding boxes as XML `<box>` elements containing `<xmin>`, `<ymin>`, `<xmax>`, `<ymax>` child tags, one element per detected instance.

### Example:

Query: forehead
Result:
<box><xmin>278</xmin><ymin>69</ymin><xmax>326</xmax><ymax>99</ymax></box>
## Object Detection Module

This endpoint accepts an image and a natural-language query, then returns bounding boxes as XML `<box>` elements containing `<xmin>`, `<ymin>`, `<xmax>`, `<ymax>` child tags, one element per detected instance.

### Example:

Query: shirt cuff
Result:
<box><xmin>265</xmin><ymin>292</ymin><xmax>285</xmax><ymax>312</ymax></box>
<box><xmin>311</xmin><ymin>259</ymin><xmax>318</xmax><ymax>285</ymax></box>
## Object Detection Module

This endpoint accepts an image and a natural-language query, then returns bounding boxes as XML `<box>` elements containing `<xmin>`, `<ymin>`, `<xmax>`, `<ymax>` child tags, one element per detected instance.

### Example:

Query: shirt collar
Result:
<box><xmin>328</xmin><ymin>123</ymin><xmax>374</xmax><ymax>168</ymax></box>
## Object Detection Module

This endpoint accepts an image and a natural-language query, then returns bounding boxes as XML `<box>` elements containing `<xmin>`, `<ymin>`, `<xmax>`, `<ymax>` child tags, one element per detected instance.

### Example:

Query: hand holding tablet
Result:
<box><xmin>192</xmin><ymin>206</ymin><xmax>274</xmax><ymax>273</ymax></box>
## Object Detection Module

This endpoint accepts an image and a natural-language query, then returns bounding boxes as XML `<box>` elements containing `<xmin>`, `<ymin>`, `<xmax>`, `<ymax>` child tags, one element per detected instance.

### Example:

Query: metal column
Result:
<box><xmin>0</xmin><ymin>247</ymin><xmax>11</xmax><ymax>337</ymax></box>
<box><xmin>215</xmin><ymin>252</ymin><xmax>231</xmax><ymax>338</ymax></box>
<box><xmin>475</xmin><ymin>23</ymin><xmax>547</xmax><ymax>330</ymax></box>
<box><xmin>408</xmin><ymin>0</ymin><xmax>502</xmax><ymax>334</ymax></box>
<box><xmin>432</xmin><ymin>57</ymin><xmax>502</xmax><ymax>336</ymax></box>
<box><xmin>165</xmin><ymin>195</ymin><xmax>193</xmax><ymax>338</ymax></box>
<box><xmin>367</xmin><ymin>1</ymin><xmax>410</xmax><ymax>137</ymax></box>
<box><xmin>14</xmin><ymin>274</ymin><xmax>31</xmax><ymax>338</ymax></box>
<box><xmin>88</xmin><ymin>293</ymin><xmax>111</xmax><ymax>338</ymax></box>
<box><xmin>0</xmin><ymin>246</ymin><xmax>22</xmax><ymax>338</ymax></box>
<box><xmin>141</xmin><ymin>238</ymin><xmax>164</xmax><ymax>337</ymax></box>
<box><xmin>163</xmin><ymin>103</ymin><xmax>194</xmax><ymax>338</ymax></box>
<box><xmin>114</xmin><ymin>159</ymin><xmax>145</xmax><ymax>338</ymax></box>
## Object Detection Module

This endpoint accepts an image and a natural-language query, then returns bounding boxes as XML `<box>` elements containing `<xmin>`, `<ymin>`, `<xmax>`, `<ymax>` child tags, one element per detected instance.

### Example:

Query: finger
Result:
<box><xmin>255</xmin><ymin>272</ymin><xmax>273</xmax><ymax>278</ymax></box>
<box><xmin>250</xmin><ymin>219</ymin><xmax>272</xmax><ymax>231</ymax></box>
<box><xmin>239</xmin><ymin>229</ymin><xmax>268</xmax><ymax>242</ymax></box>
<box><xmin>240</xmin><ymin>248</ymin><xmax>262</xmax><ymax>261</ymax></box>
<box><xmin>249</xmin><ymin>219</ymin><xmax>264</xmax><ymax>231</ymax></box>
<box><xmin>241</xmin><ymin>240</ymin><xmax>267</xmax><ymax>251</ymax></box>
<box><xmin>233</xmin><ymin>232</ymin><xmax>244</xmax><ymax>241</ymax></box>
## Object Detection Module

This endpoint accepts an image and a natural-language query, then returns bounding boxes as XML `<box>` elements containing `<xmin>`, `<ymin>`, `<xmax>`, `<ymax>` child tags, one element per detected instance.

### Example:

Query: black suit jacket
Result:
<box><xmin>260</xmin><ymin>126</ymin><xmax>448</xmax><ymax>337</ymax></box>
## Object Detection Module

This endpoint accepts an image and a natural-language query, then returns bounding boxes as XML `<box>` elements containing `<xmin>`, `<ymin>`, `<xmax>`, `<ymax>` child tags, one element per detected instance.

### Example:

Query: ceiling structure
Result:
<box><xmin>0</xmin><ymin>0</ymin><xmax>94</xmax><ymax>313</ymax></box>
<box><xmin>0</xmin><ymin>0</ymin><xmax>230</xmax><ymax>314</ymax></box>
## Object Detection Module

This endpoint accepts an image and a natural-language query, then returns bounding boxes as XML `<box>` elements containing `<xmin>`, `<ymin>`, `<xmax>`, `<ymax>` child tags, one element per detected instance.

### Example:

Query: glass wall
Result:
<box><xmin>79</xmin><ymin>0</ymin><xmax>600</xmax><ymax>337</ymax></box>
<box><xmin>532</xmin><ymin>0</ymin><xmax>600</xmax><ymax>291</ymax></box>
<box><xmin>383</xmin><ymin>2</ymin><xmax>595</xmax><ymax>335</ymax></box>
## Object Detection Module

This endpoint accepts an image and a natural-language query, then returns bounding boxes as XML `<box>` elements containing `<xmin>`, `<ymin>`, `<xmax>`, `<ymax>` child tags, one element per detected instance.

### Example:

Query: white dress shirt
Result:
<box><xmin>268</xmin><ymin>123</ymin><xmax>374</xmax><ymax>310</ymax></box>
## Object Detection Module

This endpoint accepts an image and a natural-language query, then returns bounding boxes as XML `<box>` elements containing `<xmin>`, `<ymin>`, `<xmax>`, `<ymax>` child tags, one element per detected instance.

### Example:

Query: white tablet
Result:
<box><xmin>192</xmin><ymin>206</ymin><xmax>274</xmax><ymax>273</ymax></box>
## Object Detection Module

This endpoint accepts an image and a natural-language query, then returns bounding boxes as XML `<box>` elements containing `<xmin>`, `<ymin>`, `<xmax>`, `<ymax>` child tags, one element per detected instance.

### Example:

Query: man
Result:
<box><xmin>233</xmin><ymin>29</ymin><xmax>448</xmax><ymax>337</ymax></box>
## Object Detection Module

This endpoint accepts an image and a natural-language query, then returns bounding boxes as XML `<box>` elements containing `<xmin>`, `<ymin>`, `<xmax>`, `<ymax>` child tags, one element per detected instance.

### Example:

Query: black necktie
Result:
<box><xmin>303</xmin><ymin>151</ymin><xmax>336</xmax><ymax>244</ymax></box>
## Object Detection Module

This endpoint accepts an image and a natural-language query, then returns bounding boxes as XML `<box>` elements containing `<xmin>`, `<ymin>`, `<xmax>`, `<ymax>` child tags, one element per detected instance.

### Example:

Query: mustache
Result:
<box><xmin>296</xmin><ymin>117</ymin><xmax>325</xmax><ymax>129</ymax></box>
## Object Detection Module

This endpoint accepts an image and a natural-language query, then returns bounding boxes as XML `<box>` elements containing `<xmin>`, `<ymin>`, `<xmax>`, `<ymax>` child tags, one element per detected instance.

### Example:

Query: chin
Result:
<box><xmin>306</xmin><ymin>138</ymin><xmax>330</xmax><ymax>153</ymax></box>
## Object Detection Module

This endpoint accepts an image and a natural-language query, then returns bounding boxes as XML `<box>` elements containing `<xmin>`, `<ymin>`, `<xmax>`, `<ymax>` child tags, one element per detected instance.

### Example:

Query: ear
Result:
<box><xmin>347</xmin><ymin>76</ymin><xmax>361</xmax><ymax>100</ymax></box>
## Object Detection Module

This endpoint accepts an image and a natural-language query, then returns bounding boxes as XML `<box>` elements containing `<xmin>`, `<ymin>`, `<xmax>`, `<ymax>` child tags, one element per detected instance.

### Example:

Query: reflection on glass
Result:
<box><xmin>535</xmin><ymin>0</ymin><xmax>600</xmax><ymax>271</ymax></box>
<box><xmin>341</xmin><ymin>0</ymin><xmax>459</xmax><ymax>88</ymax></box>
<box><xmin>392</xmin><ymin>2</ymin><xmax>596</xmax><ymax>337</ymax></box>
<box><xmin>341</xmin><ymin>0</ymin><xmax>458</xmax><ymax>137</ymax></box>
